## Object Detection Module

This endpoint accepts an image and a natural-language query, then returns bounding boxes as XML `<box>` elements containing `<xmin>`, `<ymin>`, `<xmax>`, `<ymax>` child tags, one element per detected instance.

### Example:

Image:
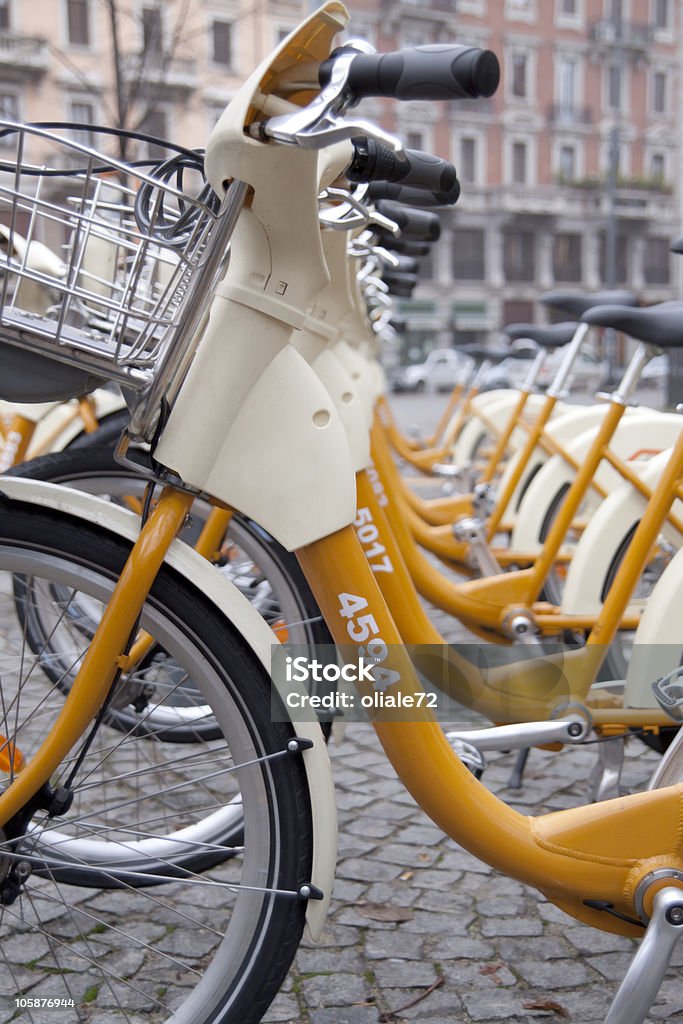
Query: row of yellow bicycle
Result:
<box><xmin>0</xmin><ymin>4</ymin><xmax>682</xmax><ymax>1021</ymax></box>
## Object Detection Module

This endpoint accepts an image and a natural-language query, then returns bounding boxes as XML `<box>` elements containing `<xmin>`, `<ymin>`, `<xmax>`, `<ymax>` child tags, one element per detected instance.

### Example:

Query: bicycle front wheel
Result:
<box><xmin>0</xmin><ymin>498</ymin><xmax>313</xmax><ymax>1024</ymax></box>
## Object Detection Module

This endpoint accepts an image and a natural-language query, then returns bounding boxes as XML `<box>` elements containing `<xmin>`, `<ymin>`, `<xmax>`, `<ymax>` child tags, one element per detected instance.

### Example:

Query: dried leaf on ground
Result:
<box><xmin>355</xmin><ymin>901</ymin><xmax>414</xmax><ymax>923</ymax></box>
<box><xmin>523</xmin><ymin>998</ymin><xmax>570</xmax><ymax>1018</ymax></box>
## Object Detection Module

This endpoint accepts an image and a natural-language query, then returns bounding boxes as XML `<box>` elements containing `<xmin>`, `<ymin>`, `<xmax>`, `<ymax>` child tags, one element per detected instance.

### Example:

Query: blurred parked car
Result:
<box><xmin>480</xmin><ymin>343</ymin><xmax>607</xmax><ymax>393</ymax></box>
<box><xmin>391</xmin><ymin>348</ymin><xmax>473</xmax><ymax>392</ymax></box>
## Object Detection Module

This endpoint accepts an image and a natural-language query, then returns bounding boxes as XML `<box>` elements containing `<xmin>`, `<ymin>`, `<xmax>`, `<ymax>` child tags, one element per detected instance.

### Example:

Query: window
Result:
<box><xmin>644</xmin><ymin>238</ymin><xmax>670</xmax><ymax>285</ymax></box>
<box><xmin>607</xmin><ymin>64</ymin><xmax>622</xmax><ymax>110</ymax></box>
<box><xmin>504</xmin><ymin>231</ymin><xmax>536</xmax><ymax>282</ymax></box>
<box><xmin>559</xmin><ymin>144</ymin><xmax>576</xmax><ymax>180</ymax></box>
<box><xmin>650</xmin><ymin>151</ymin><xmax>666</xmax><ymax>180</ymax></box>
<box><xmin>511</xmin><ymin>53</ymin><xmax>528</xmax><ymax>98</ymax></box>
<box><xmin>0</xmin><ymin>1</ymin><xmax>10</xmax><ymax>31</ymax></box>
<box><xmin>512</xmin><ymin>141</ymin><xmax>528</xmax><ymax>184</ymax></box>
<box><xmin>406</xmin><ymin>130</ymin><xmax>424</xmax><ymax>151</ymax></box>
<box><xmin>560</xmin><ymin>0</ymin><xmax>577</xmax><ymax>12</ymax></box>
<box><xmin>653</xmin><ymin>71</ymin><xmax>668</xmax><ymax>114</ymax></box>
<box><xmin>553</xmin><ymin>234</ymin><xmax>582</xmax><ymax>281</ymax></box>
<box><xmin>460</xmin><ymin>137</ymin><xmax>477</xmax><ymax>184</ymax></box>
<box><xmin>212</xmin><ymin>20</ymin><xmax>232</xmax><ymax>66</ymax></box>
<box><xmin>452</xmin><ymin>229</ymin><xmax>485</xmax><ymax>280</ymax></box>
<box><xmin>66</xmin><ymin>0</ymin><xmax>90</xmax><ymax>46</ymax></box>
<box><xmin>70</xmin><ymin>101</ymin><xmax>95</xmax><ymax>148</ymax></box>
<box><xmin>142</xmin><ymin>5</ymin><xmax>163</xmax><ymax>54</ymax></box>
<box><xmin>504</xmin><ymin>299</ymin><xmax>534</xmax><ymax>324</ymax></box>
<box><xmin>0</xmin><ymin>93</ymin><xmax>18</xmax><ymax>121</ymax></box>
<box><xmin>558</xmin><ymin>58</ymin><xmax>576</xmax><ymax>113</ymax></box>
<box><xmin>654</xmin><ymin>0</ymin><xmax>670</xmax><ymax>30</ymax></box>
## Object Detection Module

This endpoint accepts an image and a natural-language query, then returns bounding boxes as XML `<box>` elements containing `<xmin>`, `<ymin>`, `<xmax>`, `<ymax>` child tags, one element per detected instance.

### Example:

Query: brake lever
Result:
<box><xmin>248</xmin><ymin>41</ymin><xmax>406</xmax><ymax>158</ymax></box>
<box><xmin>318</xmin><ymin>186</ymin><xmax>370</xmax><ymax>230</ymax></box>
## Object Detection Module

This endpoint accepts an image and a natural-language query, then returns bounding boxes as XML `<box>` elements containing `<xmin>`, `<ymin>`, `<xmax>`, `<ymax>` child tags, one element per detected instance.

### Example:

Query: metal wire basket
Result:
<box><xmin>0</xmin><ymin>122</ymin><xmax>243</xmax><ymax>425</ymax></box>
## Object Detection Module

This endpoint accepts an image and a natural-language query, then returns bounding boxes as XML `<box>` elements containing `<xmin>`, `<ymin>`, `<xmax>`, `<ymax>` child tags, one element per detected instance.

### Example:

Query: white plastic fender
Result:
<box><xmin>537</xmin><ymin>403</ymin><xmax>648</xmax><ymax>447</ymax></box>
<box><xmin>497</xmin><ymin>405</ymin><xmax>644</xmax><ymax>534</ymax></box>
<box><xmin>623</xmin><ymin>544</ymin><xmax>683</xmax><ymax>708</ymax></box>
<box><xmin>0</xmin><ymin>476</ymin><xmax>337</xmax><ymax>939</ymax></box>
<box><xmin>561</xmin><ymin>449</ymin><xmax>682</xmax><ymax>617</ymax></box>
<box><xmin>451</xmin><ymin>392</ymin><xmax>555</xmax><ymax>467</ymax></box>
<box><xmin>509</xmin><ymin>412</ymin><xmax>682</xmax><ymax>549</ymax></box>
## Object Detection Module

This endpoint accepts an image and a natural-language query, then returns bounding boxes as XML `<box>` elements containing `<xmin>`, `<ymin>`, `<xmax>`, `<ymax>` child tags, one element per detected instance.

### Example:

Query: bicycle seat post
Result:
<box><xmin>546</xmin><ymin>322</ymin><xmax>590</xmax><ymax>399</ymax></box>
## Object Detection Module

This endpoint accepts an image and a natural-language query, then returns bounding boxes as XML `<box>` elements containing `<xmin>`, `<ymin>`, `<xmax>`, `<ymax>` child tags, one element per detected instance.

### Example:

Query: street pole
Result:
<box><xmin>604</xmin><ymin>0</ymin><xmax>624</xmax><ymax>384</ymax></box>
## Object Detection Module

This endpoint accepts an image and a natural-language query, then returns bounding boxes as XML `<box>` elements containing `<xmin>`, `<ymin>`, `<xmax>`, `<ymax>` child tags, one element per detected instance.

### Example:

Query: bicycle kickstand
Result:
<box><xmin>604</xmin><ymin>887</ymin><xmax>683</xmax><ymax>1024</ymax></box>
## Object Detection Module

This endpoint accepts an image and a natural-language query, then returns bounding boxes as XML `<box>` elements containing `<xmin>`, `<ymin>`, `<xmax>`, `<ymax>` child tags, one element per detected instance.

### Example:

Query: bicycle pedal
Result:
<box><xmin>652</xmin><ymin>667</ymin><xmax>683</xmax><ymax>722</ymax></box>
<box><xmin>446</xmin><ymin>735</ymin><xmax>486</xmax><ymax>779</ymax></box>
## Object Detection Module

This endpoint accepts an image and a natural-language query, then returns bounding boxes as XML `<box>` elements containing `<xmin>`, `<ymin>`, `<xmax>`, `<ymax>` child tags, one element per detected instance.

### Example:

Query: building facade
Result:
<box><xmin>0</xmin><ymin>0</ymin><xmax>307</xmax><ymax>160</ymax></box>
<box><xmin>0</xmin><ymin>0</ymin><xmax>681</xmax><ymax>359</ymax></box>
<box><xmin>343</xmin><ymin>0</ymin><xmax>682</xmax><ymax>356</ymax></box>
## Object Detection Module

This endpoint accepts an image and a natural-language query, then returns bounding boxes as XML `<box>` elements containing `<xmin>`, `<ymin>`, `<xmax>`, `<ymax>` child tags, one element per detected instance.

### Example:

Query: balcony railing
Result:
<box><xmin>548</xmin><ymin>104</ymin><xmax>592</xmax><ymax>125</ymax></box>
<box><xmin>590</xmin><ymin>19</ymin><xmax>654</xmax><ymax>50</ymax></box>
<box><xmin>0</xmin><ymin>33</ymin><xmax>48</xmax><ymax>76</ymax></box>
<box><xmin>122</xmin><ymin>53</ymin><xmax>198</xmax><ymax>91</ymax></box>
<box><xmin>382</xmin><ymin>0</ymin><xmax>456</xmax><ymax>13</ymax></box>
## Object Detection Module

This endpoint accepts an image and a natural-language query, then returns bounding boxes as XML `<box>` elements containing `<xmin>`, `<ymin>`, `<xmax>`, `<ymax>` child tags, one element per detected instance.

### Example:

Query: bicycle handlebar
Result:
<box><xmin>365</xmin><ymin>180</ymin><xmax>460</xmax><ymax>207</ymax></box>
<box><xmin>382</xmin><ymin>270</ymin><xmax>418</xmax><ymax>297</ymax></box>
<box><xmin>347</xmin><ymin>139</ymin><xmax>458</xmax><ymax>197</ymax></box>
<box><xmin>383</xmin><ymin>239</ymin><xmax>431</xmax><ymax>257</ymax></box>
<box><xmin>374</xmin><ymin>201</ymin><xmax>441</xmax><ymax>241</ymax></box>
<box><xmin>320</xmin><ymin>45</ymin><xmax>500</xmax><ymax>101</ymax></box>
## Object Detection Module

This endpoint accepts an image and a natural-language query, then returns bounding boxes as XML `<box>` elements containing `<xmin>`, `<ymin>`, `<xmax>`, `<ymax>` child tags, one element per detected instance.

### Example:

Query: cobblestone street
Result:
<box><xmin>263</xmin><ymin>389</ymin><xmax>681</xmax><ymax>1024</ymax></box>
<box><xmin>264</xmin><ymin>723</ymin><xmax>677</xmax><ymax>1024</ymax></box>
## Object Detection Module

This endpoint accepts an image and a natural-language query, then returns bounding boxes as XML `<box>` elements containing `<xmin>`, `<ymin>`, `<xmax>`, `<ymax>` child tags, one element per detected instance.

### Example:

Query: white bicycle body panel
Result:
<box><xmin>155</xmin><ymin>17</ymin><xmax>359</xmax><ymax>551</ymax></box>
<box><xmin>561</xmin><ymin>449</ymin><xmax>682</xmax><ymax>618</ymax></box>
<box><xmin>624</xmin><ymin>543</ymin><xmax>683</xmax><ymax>708</ymax></box>
<box><xmin>0</xmin><ymin>476</ymin><xmax>337</xmax><ymax>938</ymax></box>
<box><xmin>508</xmin><ymin>411</ymin><xmax>680</xmax><ymax>547</ymax></box>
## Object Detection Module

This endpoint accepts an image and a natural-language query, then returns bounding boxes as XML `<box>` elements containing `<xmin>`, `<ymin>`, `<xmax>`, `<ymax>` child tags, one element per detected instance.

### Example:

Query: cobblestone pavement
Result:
<box><xmin>261</xmin><ymin>390</ymin><xmax>681</xmax><ymax>1024</ymax></box>
<box><xmin>263</xmin><ymin>723</ymin><xmax>679</xmax><ymax>1024</ymax></box>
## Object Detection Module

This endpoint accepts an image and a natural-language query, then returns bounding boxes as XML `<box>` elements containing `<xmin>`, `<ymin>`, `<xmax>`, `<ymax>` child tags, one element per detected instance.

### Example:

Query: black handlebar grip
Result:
<box><xmin>374</xmin><ymin>200</ymin><xmax>441</xmax><ymax>241</ymax></box>
<box><xmin>383</xmin><ymin>270</ymin><xmax>419</xmax><ymax>288</ymax></box>
<box><xmin>347</xmin><ymin>138</ymin><xmax>458</xmax><ymax>196</ymax></box>
<box><xmin>386</xmin><ymin>281</ymin><xmax>416</xmax><ymax>298</ymax></box>
<box><xmin>321</xmin><ymin>45</ymin><xmax>500</xmax><ymax>101</ymax></box>
<box><xmin>365</xmin><ymin>180</ymin><xmax>460</xmax><ymax>207</ymax></box>
<box><xmin>384</xmin><ymin>239</ymin><xmax>431</xmax><ymax>258</ymax></box>
<box><xmin>382</xmin><ymin>271</ymin><xmax>418</xmax><ymax>298</ymax></box>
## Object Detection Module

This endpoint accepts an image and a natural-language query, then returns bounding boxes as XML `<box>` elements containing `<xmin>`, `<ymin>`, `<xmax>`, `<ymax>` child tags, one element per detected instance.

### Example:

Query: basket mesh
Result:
<box><xmin>0</xmin><ymin>122</ymin><xmax>220</xmax><ymax>386</ymax></box>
